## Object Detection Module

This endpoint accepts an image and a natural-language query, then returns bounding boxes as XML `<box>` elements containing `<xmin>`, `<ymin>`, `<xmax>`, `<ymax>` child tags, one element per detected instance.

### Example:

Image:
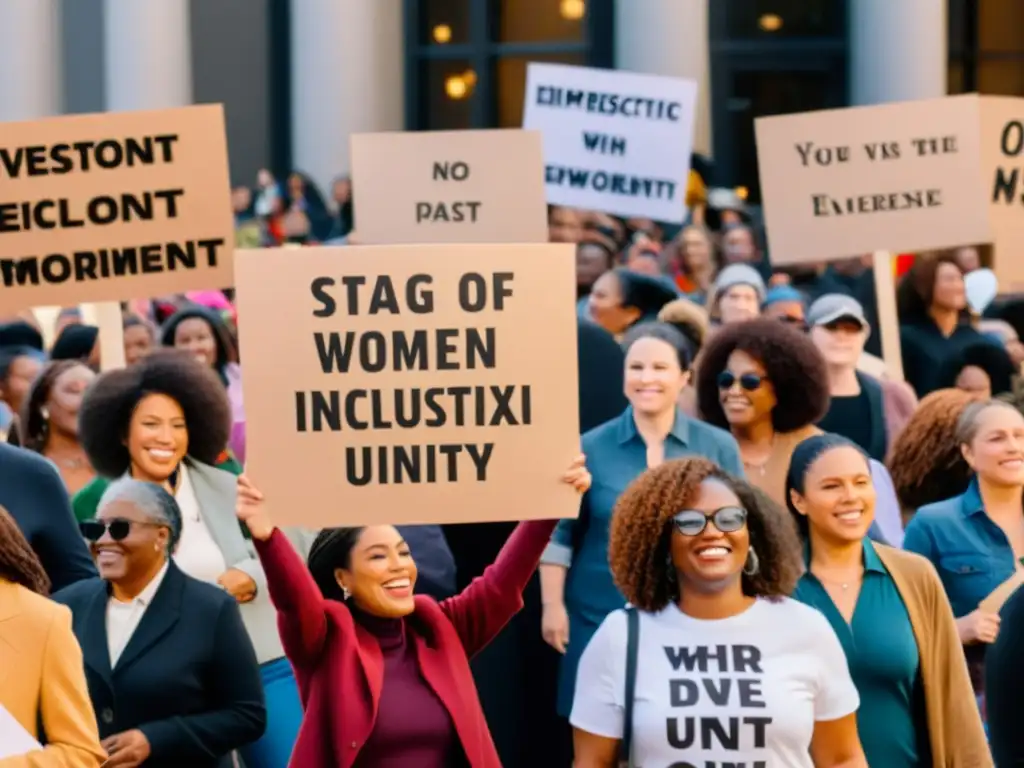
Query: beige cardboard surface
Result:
<box><xmin>234</xmin><ymin>243</ymin><xmax>581</xmax><ymax>528</ymax></box>
<box><xmin>982</xmin><ymin>96</ymin><xmax>1024</xmax><ymax>294</ymax></box>
<box><xmin>980</xmin><ymin>568</ymin><xmax>1024</xmax><ymax>613</ymax></box>
<box><xmin>350</xmin><ymin>130</ymin><xmax>548</xmax><ymax>245</ymax></box>
<box><xmin>0</xmin><ymin>105</ymin><xmax>233</xmax><ymax>311</ymax></box>
<box><xmin>756</xmin><ymin>95</ymin><xmax>989</xmax><ymax>265</ymax></box>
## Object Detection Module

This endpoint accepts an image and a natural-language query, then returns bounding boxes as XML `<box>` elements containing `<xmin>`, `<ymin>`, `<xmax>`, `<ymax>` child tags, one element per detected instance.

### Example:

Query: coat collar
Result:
<box><xmin>80</xmin><ymin>560</ymin><xmax>185</xmax><ymax>689</ymax></box>
<box><xmin>615</xmin><ymin>406</ymin><xmax>691</xmax><ymax>446</ymax></box>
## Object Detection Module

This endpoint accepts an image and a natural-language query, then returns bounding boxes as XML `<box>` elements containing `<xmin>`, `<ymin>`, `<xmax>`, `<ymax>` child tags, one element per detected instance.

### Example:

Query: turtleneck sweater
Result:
<box><xmin>350</xmin><ymin>605</ymin><xmax>458</xmax><ymax>767</ymax></box>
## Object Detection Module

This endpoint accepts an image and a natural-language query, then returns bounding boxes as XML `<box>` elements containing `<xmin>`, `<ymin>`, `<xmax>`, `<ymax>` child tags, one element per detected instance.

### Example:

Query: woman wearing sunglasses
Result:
<box><xmin>787</xmin><ymin>434</ymin><xmax>989</xmax><ymax>767</ymax></box>
<box><xmin>0</xmin><ymin>506</ymin><xmax>105</xmax><ymax>767</ymax></box>
<box><xmin>72</xmin><ymin>349</ymin><xmax>311</xmax><ymax>768</ymax></box>
<box><xmin>55</xmin><ymin>479</ymin><xmax>265</xmax><ymax>767</ymax></box>
<box><xmin>695</xmin><ymin>317</ymin><xmax>830</xmax><ymax>508</ymax></box>
<box><xmin>572</xmin><ymin>457</ymin><xmax>866</xmax><ymax>768</ymax></box>
<box><xmin>540</xmin><ymin>322</ymin><xmax>743</xmax><ymax>723</ymax></box>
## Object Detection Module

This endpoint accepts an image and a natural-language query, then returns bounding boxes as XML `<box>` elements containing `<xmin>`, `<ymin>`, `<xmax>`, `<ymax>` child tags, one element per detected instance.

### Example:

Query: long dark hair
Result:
<box><xmin>0</xmin><ymin>506</ymin><xmax>50</xmax><ymax>595</ymax></box>
<box><xmin>20</xmin><ymin>360</ymin><xmax>90</xmax><ymax>453</ymax></box>
<box><xmin>785</xmin><ymin>433</ymin><xmax>871</xmax><ymax>538</ymax></box>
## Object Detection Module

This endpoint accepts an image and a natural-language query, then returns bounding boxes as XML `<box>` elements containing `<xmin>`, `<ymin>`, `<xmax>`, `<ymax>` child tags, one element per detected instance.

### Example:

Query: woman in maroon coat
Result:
<box><xmin>235</xmin><ymin>459</ymin><xmax>591</xmax><ymax>768</ymax></box>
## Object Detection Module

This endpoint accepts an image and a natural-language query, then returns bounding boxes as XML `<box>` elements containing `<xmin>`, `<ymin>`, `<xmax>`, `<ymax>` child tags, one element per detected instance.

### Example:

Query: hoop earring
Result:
<box><xmin>743</xmin><ymin>547</ymin><xmax>760</xmax><ymax>576</ymax></box>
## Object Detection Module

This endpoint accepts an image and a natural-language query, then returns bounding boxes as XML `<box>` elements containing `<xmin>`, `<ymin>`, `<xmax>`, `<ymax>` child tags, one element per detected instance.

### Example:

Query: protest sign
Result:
<box><xmin>0</xmin><ymin>105</ymin><xmax>233</xmax><ymax>312</ymax></box>
<box><xmin>755</xmin><ymin>94</ymin><xmax>989</xmax><ymax>266</ymax></box>
<box><xmin>523</xmin><ymin>62</ymin><xmax>697</xmax><ymax>223</ymax></box>
<box><xmin>982</xmin><ymin>96</ymin><xmax>1024</xmax><ymax>293</ymax></box>
<box><xmin>351</xmin><ymin>130</ymin><xmax>547</xmax><ymax>244</ymax></box>
<box><xmin>235</xmin><ymin>243</ymin><xmax>581</xmax><ymax>528</ymax></box>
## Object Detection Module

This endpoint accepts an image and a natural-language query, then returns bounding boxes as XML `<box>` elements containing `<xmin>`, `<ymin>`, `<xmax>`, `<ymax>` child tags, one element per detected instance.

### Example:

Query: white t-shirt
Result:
<box><xmin>571</xmin><ymin>598</ymin><xmax>859</xmax><ymax>768</ymax></box>
<box><xmin>170</xmin><ymin>464</ymin><xmax>228</xmax><ymax>584</ymax></box>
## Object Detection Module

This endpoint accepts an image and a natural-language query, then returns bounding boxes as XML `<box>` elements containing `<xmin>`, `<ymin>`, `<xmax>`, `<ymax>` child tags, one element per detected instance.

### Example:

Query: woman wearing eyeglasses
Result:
<box><xmin>54</xmin><ymin>478</ymin><xmax>265</xmax><ymax>768</ymax></box>
<box><xmin>571</xmin><ymin>457</ymin><xmax>867</xmax><ymax>768</ymax></box>
<box><xmin>540</xmin><ymin>323</ymin><xmax>743</xmax><ymax>722</ymax></box>
<box><xmin>695</xmin><ymin>318</ymin><xmax>830</xmax><ymax>508</ymax></box>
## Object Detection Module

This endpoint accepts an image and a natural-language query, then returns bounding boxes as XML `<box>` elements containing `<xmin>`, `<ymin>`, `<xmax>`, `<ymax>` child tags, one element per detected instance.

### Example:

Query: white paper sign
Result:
<box><xmin>522</xmin><ymin>62</ymin><xmax>698</xmax><ymax>223</ymax></box>
<box><xmin>0</xmin><ymin>703</ymin><xmax>42</xmax><ymax>758</ymax></box>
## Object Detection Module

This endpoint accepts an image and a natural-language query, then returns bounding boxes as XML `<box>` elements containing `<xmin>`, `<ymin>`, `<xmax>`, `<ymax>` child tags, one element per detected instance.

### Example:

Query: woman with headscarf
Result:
<box><xmin>160</xmin><ymin>304</ymin><xmax>246</xmax><ymax>464</ymax></box>
<box><xmin>20</xmin><ymin>360</ymin><xmax>96</xmax><ymax>495</ymax></box>
<box><xmin>0</xmin><ymin>506</ymin><xmax>105</xmax><ymax>767</ymax></box>
<box><xmin>233</xmin><ymin>456</ymin><xmax>590</xmax><ymax>767</ymax></box>
<box><xmin>71</xmin><ymin>350</ymin><xmax>306</xmax><ymax>768</ymax></box>
<box><xmin>541</xmin><ymin>322</ymin><xmax>743</xmax><ymax>722</ymax></box>
<box><xmin>903</xmin><ymin>399</ymin><xmax>1024</xmax><ymax>723</ymax></box>
<box><xmin>571</xmin><ymin>457</ymin><xmax>866</xmax><ymax>768</ymax></box>
<box><xmin>788</xmin><ymin>434</ymin><xmax>989</xmax><ymax>766</ymax></box>
<box><xmin>586</xmin><ymin>268</ymin><xmax>679</xmax><ymax>340</ymax></box>
<box><xmin>50</xmin><ymin>323</ymin><xmax>100</xmax><ymax>370</ymax></box>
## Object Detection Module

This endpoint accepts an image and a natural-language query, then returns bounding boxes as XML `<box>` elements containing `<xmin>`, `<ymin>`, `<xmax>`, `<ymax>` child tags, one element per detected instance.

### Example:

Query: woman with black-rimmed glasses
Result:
<box><xmin>54</xmin><ymin>478</ymin><xmax>265</xmax><ymax>768</ymax></box>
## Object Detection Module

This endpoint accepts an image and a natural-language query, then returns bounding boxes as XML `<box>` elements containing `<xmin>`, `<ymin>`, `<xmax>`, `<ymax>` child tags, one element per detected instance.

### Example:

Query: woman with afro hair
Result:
<box><xmin>571</xmin><ymin>457</ymin><xmax>866</xmax><ymax>768</ymax></box>
<box><xmin>937</xmin><ymin>340</ymin><xmax>1016</xmax><ymax>399</ymax></box>
<box><xmin>71</xmin><ymin>349</ymin><xmax>314</xmax><ymax>768</ymax></box>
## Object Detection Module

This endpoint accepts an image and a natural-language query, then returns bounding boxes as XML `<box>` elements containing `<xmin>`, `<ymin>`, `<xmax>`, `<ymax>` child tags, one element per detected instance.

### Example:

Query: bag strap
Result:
<box><xmin>619</xmin><ymin>606</ymin><xmax>640</xmax><ymax>767</ymax></box>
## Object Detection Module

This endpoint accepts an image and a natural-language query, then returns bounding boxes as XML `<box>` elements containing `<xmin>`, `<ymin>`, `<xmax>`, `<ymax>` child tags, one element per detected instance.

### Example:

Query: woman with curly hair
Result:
<box><xmin>20</xmin><ymin>360</ymin><xmax>96</xmax><ymax>495</ymax></box>
<box><xmin>787</xmin><ymin>434</ymin><xmax>989</xmax><ymax>767</ymax></box>
<box><xmin>904</xmin><ymin>399</ymin><xmax>1024</xmax><ymax>722</ymax></box>
<box><xmin>897</xmin><ymin>251</ymin><xmax>986</xmax><ymax>397</ymax></box>
<box><xmin>938</xmin><ymin>340</ymin><xmax>1016</xmax><ymax>399</ymax></box>
<box><xmin>695</xmin><ymin>317</ymin><xmax>829</xmax><ymax>507</ymax></box>
<box><xmin>71</xmin><ymin>349</ymin><xmax>309</xmax><ymax>768</ymax></box>
<box><xmin>571</xmin><ymin>457</ymin><xmax>866</xmax><ymax>768</ymax></box>
<box><xmin>540</xmin><ymin>323</ymin><xmax>742</xmax><ymax>721</ymax></box>
<box><xmin>886</xmin><ymin>388</ymin><xmax>978</xmax><ymax>516</ymax></box>
<box><xmin>0</xmin><ymin>506</ymin><xmax>105</xmax><ymax>766</ymax></box>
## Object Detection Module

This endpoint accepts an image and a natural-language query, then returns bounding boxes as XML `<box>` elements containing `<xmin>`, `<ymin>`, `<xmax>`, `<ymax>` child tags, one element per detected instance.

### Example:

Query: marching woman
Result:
<box><xmin>72</xmin><ymin>350</ymin><xmax>305</xmax><ymax>768</ymax></box>
<box><xmin>540</xmin><ymin>323</ymin><xmax>742</xmax><ymax>721</ymax></box>
<box><xmin>234</xmin><ymin>456</ymin><xmax>591</xmax><ymax>768</ymax></box>
<box><xmin>571</xmin><ymin>457</ymin><xmax>866</xmax><ymax>768</ymax></box>
<box><xmin>0</xmin><ymin>507</ymin><xmax>105</xmax><ymax>767</ymax></box>
<box><xmin>787</xmin><ymin>434</ymin><xmax>990</xmax><ymax>767</ymax></box>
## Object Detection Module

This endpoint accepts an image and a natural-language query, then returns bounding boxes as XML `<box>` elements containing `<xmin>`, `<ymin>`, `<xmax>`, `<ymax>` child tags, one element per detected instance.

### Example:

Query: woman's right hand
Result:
<box><xmin>236</xmin><ymin>475</ymin><xmax>274</xmax><ymax>542</ymax></box>
<box><xmin>957</xmin><ymin>608</ymin><xmax>1000</xmax><ymax>644</ymax></box>
<box><xmin>542</xmin><ymin>601</ymin><xmax>570</xmax><ymax>654</ymax></box>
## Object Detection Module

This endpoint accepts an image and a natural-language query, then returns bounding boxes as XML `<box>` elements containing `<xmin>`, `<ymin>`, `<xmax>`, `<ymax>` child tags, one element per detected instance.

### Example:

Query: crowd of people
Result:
<box><xmin>2</xmin><ymin>163</ymin><xmax>1024</xmax><ymax>768</ymax></box>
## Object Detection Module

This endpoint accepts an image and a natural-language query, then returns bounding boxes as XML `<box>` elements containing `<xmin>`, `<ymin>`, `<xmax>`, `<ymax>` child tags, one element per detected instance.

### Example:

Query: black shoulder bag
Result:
<box><xmin>619</xmin><ymin>606</ymin><xmax>640</xmax><ymax>768</ymax></box>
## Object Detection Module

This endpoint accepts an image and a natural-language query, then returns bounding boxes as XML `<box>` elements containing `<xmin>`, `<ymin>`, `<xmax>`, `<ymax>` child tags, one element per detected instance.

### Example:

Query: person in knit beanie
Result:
<box><xmin>708</xmin><ymin>263</ymin><xmax>766</xmax><ymax>325</ymax></box>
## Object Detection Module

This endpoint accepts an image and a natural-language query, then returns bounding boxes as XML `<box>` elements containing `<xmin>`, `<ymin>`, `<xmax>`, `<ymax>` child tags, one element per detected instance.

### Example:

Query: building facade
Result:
<box><xmin>0</xmin><ymin>0</ymin><xmax>1016</xmax><ymax>208</ymax></box>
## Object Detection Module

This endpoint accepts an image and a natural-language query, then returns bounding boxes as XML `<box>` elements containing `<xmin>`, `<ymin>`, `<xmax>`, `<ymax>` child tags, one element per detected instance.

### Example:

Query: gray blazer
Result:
<box><xmin>186</xmin><ymin>460</ymin><xmax>319</xmax><ymax>664</ymax></box>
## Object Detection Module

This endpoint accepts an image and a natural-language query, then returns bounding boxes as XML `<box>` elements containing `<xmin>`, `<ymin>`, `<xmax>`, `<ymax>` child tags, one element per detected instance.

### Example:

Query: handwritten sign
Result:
<box><xmin>350</xmin><ymin>129</ymin><xmax>547</xmax><ymax>244</ymax></box>
<box><xmin>0</xmin><ymin>105</ymin><xmax>233</xmax><ymax>311</ymax></box>
<box><xmin>982</xmin><ymin>96</ymin><xmax>1024</xmax><ymax>293</ymax></box>
<box><xmin>235</xmin><ymin>244</ymin><xmax>580</xmax><ymax>528</ymax></box>
<box><xmin>755</xmin><ymin>95</ymin><xmax>990</xmax><ymax>265</ymax></box>
<box><xmin>523</xmin><ymin>62</ymin><xmax>697</xmax><ymax>223</ymax></box>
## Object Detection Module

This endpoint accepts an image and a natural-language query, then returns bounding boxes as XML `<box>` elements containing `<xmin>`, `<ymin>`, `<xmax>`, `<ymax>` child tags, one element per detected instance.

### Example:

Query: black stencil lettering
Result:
<box><xmin>371</xmin><ymin>391</ymin><xmax>392</xmax><ymax>428</ymax></box>
<box><xmin>459</xmin><ymin>272</ymin><xmax>488</xmax><ymax>312</ymax></box>
<box><xmin>435</xmin><ymin>329</ymin><xmax>460</xmax><ymax>369</ymax></box>
<box><xmin>811</xmin><ymin>189</ymin><xmax>941</xmax><ymax>216</ymax></box>
<box><xmin>346</xmin><ymin>447</ymin><xmax>373</xmax><ymax>485</ymax></box>
<box><xmin>465</xmin><ymin>443</ymin><xmax>493</xmax><ymax>480</ymax></box>
<box><xmin>732</xmin><ymin>645</ymin><xmax>763</xmax><ymax>674</ymax></box>
<box><xmin>415</xmin><ymin>201</ymin><xmax>482</xmax><ymax>223</ymax></box>
<box><xmin>910</xmin><ymin>136</ymin><xmax>957</xmax><ymax>156</ymax></box>
<box><xmin>345</xmin><ymin>390</ymin><xmax>367</xmax><ymax>430</ymax></box>
<box><xmin>702</xmin><ymin>678</ymin><xmax>732</xmax><ymax>707</ymax></box>
<box><xmin>311</xmin><ymin>391</ymin><xmax>342</xmax><ymax>431</ymax></box>
<box><xmin>432</xmin><ymin>161</ymin><xmax>470</xmax><ymax>181</ymax></box>
<box><xmin>439</xmin><ymin>444</ymin><xmax>462</xmax><ymax>481</ymax></box>
<box><xmin>341</xmin><ymin>275</ymin><xmax>367</xmax><ymax>314</ymax></box>
<box><xmin>664</xmin><ymin>645</ymin><xmax>728</xmax><ymax>673</ymax></box>
<box><xmin>744</xmin><ymin>716</ymin><xmax>772</xmax><ymax>748</ymax></box>
<box><xmin>863</xmin><ymin>141</ymin><xmax>901</xmax><ymax>161</ymax></box>
<box><xmin>314</xmin><ymin>332</ymin><xmax>354</xmax><ymax>373</ymax></box>
<box><xmin>583</xmin><ymin>132</ymin><xmax>628</xmax><ymax>156</ymax></box>
<box><xmin>670</xmin><ymin>679</ymin><xmax>699</xmax><ymax>707</ymax></box>
<box><xmin>544</xmin><ymin>165</ymin><xmax>677</xmax><ymax>201</ymax></box>
<box><xmin>359</xmin><ymin>332</ymin><xmax>387</xmax><ymax>373</ymax></box>
<box><xmin>394</xmin><ymin>445</ymin><xmax>421</xmax><ymax>483</ymax></box>
<box><xmin>492</xmin><ymin>272</ymin><xmax>514</xmax><ymax>309</ymax></box>
<box><xmin>1001</xmin><ymin>121</ymin><xmax>1024</xmax><ymax>157</ymax></box>
<box><xmin>737</xmin><ymin>678</ymin><xmax>766</xmax><ymax>708</ymax></box>
<box><xmin>448</xmin><ymin>386</ymin><xmax>472</xmax><ymax>425</ymax></box>
<box><xmin>395</xmin><ymin>388</ymin><xmax>422</xmax><ymax>427</ymax></box>
<box><xmin>295</xmin><ymin>391</ymin><xmax>306</xmax><ymax>431</ymax></box>
<box><xmin>489</xmin><ymin>385</ymin><xmax>518</xmax><ymax>425</ymax></box>
<box><xmin>377</xmin><ymin>445</ymin><xmax>390</xmax><ymax>483</ymax></box>
<box><xmin>407</xmin><ymin>274</ymin><xmax>434</xmax><ymax>313</ymax></box>
<box><xmin>993</xmin><ymin>167</ymin><xmax>1023</xmax><ymax>204</ymax></box>
<box><xmin>393</xmin><ymin>331</ymin><xmax>429</xmax><ymax>370</ymax></box>
<box><xmin>794</xmin><ymin>141</ymin><xmax>850</xmax><ymax>167</ymax></box>
<box><xmin>369</xmin><ymin>276</ymin><xmax>400</xmax><ymax>314</ymax></box>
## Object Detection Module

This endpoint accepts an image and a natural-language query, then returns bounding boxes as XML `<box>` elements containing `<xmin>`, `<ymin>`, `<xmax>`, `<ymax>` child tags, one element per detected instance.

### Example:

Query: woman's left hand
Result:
<box><xmin>562</xmin><ymin>454</ymin><xmax>591</xmax><ymax>494</ymax></box>
<box><xmin>218</xmin><ymin>568</ymin><xmax>257</xmax><ymax>603</ymax></box>
<box><xmin>101</xmin><ymin>729</ymin><xmax>150</xmax><ymax>767</ymax></box>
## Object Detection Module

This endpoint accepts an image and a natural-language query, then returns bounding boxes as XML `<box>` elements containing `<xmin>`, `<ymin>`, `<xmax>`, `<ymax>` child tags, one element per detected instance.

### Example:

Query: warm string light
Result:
<box><xmin>560</xmin><ymin>0</ymin><xmax>585</xmax><ymax>21</ymax></box>
<box><xmin>432</xmin><ymin>24</ymin><xmax>452</xmax><ymax>43</ymax></box>
<box><xmin>758</xmin><ymin>13</ymin><xmax>783</xmax><ymax>32</ymax></box>
<box><xmin>445</xmin><ymin>70</ymin><xmax>477</xmax><ymax>100</ymax></box>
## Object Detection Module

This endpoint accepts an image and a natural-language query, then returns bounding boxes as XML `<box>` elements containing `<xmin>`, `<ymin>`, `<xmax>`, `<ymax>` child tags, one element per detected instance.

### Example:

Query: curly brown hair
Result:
<box><xmin>695</xmin><ymin>317</ymin><xmax>830</xmax><ymax>432</ymax></box>
<box><xmin>887</xmin><ymin>388</ymin><xmax>978</xmax><ymax>511</ymax></box>
<box><xmin>0</xmin><ymin>505</ymin><xmax>50</xmax><ymax>595</ymax></box>
<box><xmin>608</xmin><ymin>457</ymin><xmax>803</xmax><ymax>612</ymax></box>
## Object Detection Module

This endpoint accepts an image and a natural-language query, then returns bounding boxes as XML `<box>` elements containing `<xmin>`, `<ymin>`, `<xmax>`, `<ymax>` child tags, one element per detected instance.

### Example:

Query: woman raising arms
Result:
<box><xmin>235</xmin><ymin>458</ymin><xmax>591</xmax><ymax>768</ymax></box>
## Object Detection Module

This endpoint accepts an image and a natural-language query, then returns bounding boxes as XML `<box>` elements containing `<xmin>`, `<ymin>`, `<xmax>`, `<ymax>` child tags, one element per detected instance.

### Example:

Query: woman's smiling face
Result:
<box><xmin>126</xmin><ymin>393</ymin><xmax>188</xmax><ymax>483</ymax></box>
<box><xmin>624</xmin><ymin>337</ymin><xmax>688</xmax><ymax>416</ymax></box>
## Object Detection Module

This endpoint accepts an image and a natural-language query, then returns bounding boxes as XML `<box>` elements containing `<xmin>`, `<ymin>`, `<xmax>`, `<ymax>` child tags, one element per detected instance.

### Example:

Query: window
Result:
<box><xmin>951</xmin><ymin>0</ymin><xmax>1024</xmax><ymax>96</ymax></box>
<box><xmin>405</xmin><ymin>0</ymin><xmax>613</xmax><ymax>130</ymax></box>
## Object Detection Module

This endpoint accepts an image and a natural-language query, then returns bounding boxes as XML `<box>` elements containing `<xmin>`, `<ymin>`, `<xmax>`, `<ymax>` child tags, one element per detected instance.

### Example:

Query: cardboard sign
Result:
<box><xmin>523</xmin><ymin>62</ymin><xmax>697</xmax><ymax>223</ymax></box>
<box><xmin>979</xmin><ymin>568</ymin><xmax>1024</xmax><ymax>614</ymax></box>
<box><xmin>755</xmin><ymin>95</ymin><xmax>989</xmax><ymax>266</ymax></box>
<box><xmin>0</xmin><ymin>105</ymin><xmax>233</xmax><ymax>312</ymax></box>
<box><xmin>981</xmin><ymin>96</ymin><xmax>1024</xmax><ymax>294</ymax></box>
<box><xmin>234</xmin><ymin>243</ymin><xmax>581</xmax><ymax>528</ymax></box>
<box><xmin>350</xmin><ymin>130</ymin><xmax>548</xmax><ymax>245</ymax></box>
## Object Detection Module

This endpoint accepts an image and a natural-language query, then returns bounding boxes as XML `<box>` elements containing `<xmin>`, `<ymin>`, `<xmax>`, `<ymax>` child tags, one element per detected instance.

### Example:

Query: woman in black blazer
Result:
<box><xmin>53</xmin><ymin>477</ymin><xmax>265</xmax><ymax>767</ymax></box>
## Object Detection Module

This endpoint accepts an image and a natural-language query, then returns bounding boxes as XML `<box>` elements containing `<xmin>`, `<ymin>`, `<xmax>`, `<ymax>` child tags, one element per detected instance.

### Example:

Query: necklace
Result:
<box><xmin>742</xmin><ymin>459</ymin><xmax>768</xmax><ymax>477</ymax></box>
<box><xmin>813</xmin><ymin>570</ymin><xmax>864</xmax><ymax>591</ymax></box>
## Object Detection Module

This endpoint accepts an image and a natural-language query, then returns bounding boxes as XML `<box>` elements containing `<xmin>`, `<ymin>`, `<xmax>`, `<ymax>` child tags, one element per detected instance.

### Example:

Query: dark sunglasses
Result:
<box><xmin>673</xmin><ymin>506</ymin><xmax>748</xmax><ymax>537</ymax></box>
<box><xmin>79</xmin><ymin>518</ymin><xmax>165</xmax><ymax>542</ymax></box>
<box><xmin>716</xmin><ymin>371</ymin><xmax>764</xmax><ymax>391</ymax></box>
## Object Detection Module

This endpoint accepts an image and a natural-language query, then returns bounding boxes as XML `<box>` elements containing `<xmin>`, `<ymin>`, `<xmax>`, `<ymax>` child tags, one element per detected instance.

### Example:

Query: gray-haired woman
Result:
<box><xmin>53</xmin><ymin>479</ymin><xmax>266</xmax><ymax>768</ymax></box>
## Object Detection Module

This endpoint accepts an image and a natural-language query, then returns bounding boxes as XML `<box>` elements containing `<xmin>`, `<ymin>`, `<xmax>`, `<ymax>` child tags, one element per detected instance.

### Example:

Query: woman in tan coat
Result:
<box><xmin>0</xmin><ymin>507</ymin><xmax>105</xmax><ymax>767</ymax></box>
<box><xmin>788</xmin><ymin>433</ymin><xmax>990</xmax><ymax>767</ymax></box>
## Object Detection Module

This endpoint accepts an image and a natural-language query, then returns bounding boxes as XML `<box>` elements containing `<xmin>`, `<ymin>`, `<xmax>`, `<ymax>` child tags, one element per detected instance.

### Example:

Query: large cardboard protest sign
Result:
<box><xmin>523</xmin><ymin>62</ymin><xmax>697</xmax><ymax>223</ymax></box>
<box><xmin>981</xmin><ymin>96</ymin><xmax>1024</xmax><ymax>293</ymax></box>
<box><xmin>0</xmin><ymin>105</ymin><xmax>232</xmax><ymax>312</ymax></box>
<box><xmin>351</xmin><ymin>130</ymin><xmax>547</xmax><ymax>244</ymax></box>
<box><xmin>235</xmin><ymin>244</ymin><xmax>581</xmax><ymax>528</ymax></box>
<box><xmin>755</xmin><ymin>95</ymin><xmax>989</xmax><ymax>266</ymax></box>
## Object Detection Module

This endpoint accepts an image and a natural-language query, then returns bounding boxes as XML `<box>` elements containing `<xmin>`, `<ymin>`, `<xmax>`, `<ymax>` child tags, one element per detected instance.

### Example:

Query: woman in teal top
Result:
<box><xmin>538</xmin><ymin>322</ymin><xmax>744</xmax><ymax>717</ymax></box>
<box><xmin>788</xmin><ymin>433</ymin><xmax>987</xmax><ymax>766</ymax></box>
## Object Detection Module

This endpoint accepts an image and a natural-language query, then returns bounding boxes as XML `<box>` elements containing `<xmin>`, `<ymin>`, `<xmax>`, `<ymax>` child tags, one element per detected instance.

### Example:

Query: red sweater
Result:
<box><xmin>253</xmin><ymin>519</ymin><xmax>559</xmax><ymax>768</ymax></box>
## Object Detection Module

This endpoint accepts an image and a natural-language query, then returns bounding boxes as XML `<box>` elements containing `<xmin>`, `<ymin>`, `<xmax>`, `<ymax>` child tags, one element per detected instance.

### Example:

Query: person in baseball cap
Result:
<box><xmin>807</xmin><ymin>293</ymin><xmax>870</xmax><ymax>330</ymax></box>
